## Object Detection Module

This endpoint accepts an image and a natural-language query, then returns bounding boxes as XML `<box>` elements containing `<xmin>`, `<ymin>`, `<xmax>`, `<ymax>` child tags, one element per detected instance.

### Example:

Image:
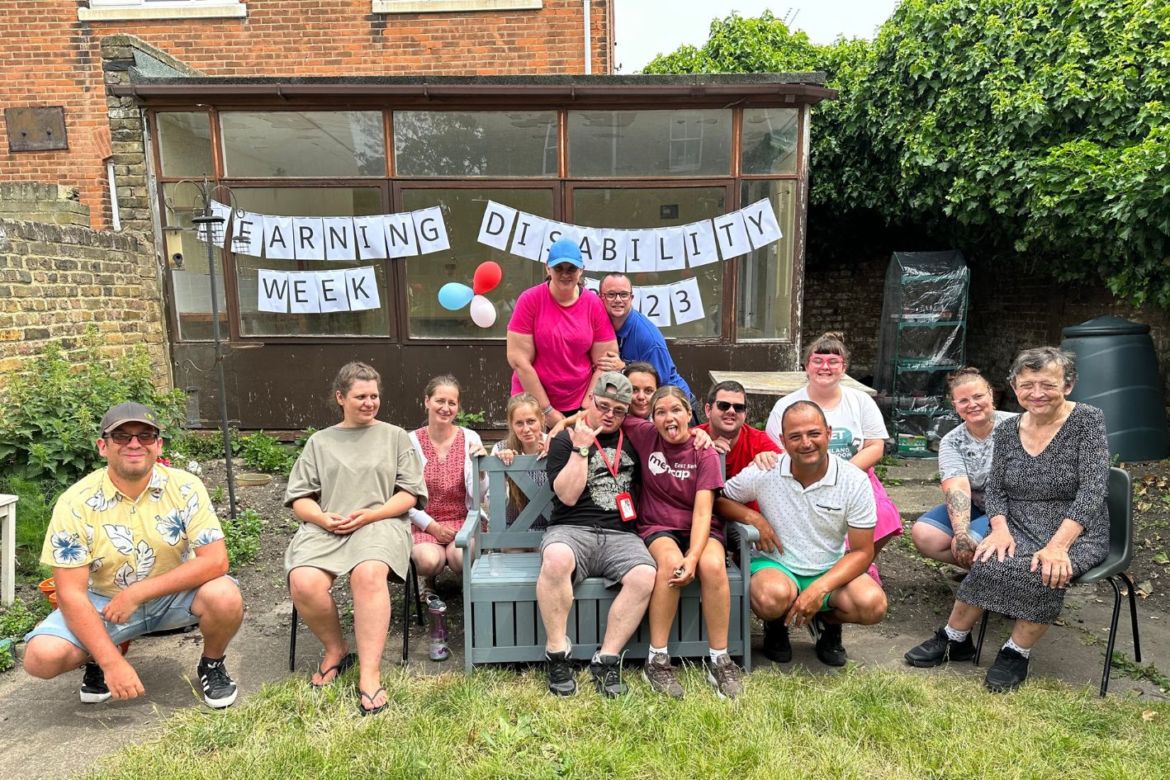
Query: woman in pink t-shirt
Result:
<box><xmin>622</xmin><ymin>386</ymin><xmax>742</xmax><ymax>699</ymax></box>
<box><xmin>506</xmin><ymin>238</ymin><xmax>617</xmax><ymax>429</ymax></box>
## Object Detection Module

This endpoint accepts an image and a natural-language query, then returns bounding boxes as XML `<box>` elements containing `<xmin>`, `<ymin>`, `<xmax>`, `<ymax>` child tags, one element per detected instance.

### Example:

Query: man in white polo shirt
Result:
<box><xmin>722</xmin><ymin>400</ymin><xmax>887</xmax><ymax>666</ymax></box>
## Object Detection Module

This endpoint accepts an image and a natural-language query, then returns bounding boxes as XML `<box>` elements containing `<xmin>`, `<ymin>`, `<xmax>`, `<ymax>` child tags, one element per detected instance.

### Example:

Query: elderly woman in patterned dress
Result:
<box><xmin>904</xmin><ymin>347</ymin><xmax>1109</xmax><ymax>691</ymax></box>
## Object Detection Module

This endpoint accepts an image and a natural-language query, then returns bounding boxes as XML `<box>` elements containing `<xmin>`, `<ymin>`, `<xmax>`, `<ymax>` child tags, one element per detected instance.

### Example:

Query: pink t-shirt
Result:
<box><xmin>508</xmin><ymin>283</ymin><xmax>615</xmax><ymax>411</ymax></box>
<box><xmin>622</xmin><ymin>417</ymin><xmax>725</xmax><ymax>541</ymax></box>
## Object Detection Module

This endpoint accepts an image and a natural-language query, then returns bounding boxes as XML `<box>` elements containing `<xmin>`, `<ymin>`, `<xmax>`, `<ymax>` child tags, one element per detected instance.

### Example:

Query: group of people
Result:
<box><xmin>19</xmin><ymin>237</ymin><xmax>1112</xmax><ymax>711</ymax></box>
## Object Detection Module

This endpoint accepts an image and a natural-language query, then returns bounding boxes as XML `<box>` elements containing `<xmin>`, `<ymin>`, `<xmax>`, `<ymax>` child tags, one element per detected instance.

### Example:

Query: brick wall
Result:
<box><xmin>1</xmin><ymin>0</ymin><xmax>611</xmax><ymax>230</ymax></box>
<box><xmin>0</xmin><ymin>186</ymin><xmax>168</xmax><ymax>386</ymax></box>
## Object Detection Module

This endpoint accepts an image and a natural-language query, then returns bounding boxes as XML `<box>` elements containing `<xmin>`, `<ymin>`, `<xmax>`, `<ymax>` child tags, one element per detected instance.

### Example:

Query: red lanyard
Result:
<box><xmin>594</xmin><ymin>431</ymin><xmax>623</xmax><ymax>479</ymax></box>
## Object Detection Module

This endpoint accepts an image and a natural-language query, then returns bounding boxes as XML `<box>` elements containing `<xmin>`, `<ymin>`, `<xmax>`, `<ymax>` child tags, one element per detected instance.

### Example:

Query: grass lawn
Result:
<box><xmin>91</xmin><ymin>665</ymin><xmax>1169</xmax><ymax>779</ymax></box>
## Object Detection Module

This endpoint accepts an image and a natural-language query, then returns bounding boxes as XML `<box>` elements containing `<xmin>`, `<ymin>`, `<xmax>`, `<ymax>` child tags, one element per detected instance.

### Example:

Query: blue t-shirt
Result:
<box><xmin>615</xmin><ymin>310</ymin><xmax>695</xmax><ymax>402</ymax></box>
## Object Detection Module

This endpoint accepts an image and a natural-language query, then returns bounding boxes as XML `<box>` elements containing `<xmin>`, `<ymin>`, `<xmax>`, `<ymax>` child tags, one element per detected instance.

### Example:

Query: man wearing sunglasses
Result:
<box><xmin>594</xmin><ymin>273</ymin><xmax>697</xmax><ymax>410</ymax></box>
<box><xmin>696</xmin><ymin>381</ymin><xmax>781</xmax><ymax>482</ymax></box>
<box><xmin>23</xmin><ymin>402</ymin><xmax>243</xmax><ymax>709</ymax></box>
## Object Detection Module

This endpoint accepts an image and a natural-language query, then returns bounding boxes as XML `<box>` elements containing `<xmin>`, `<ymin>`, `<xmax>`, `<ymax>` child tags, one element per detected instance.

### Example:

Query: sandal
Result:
<box><xmin>310</xmin><ymin>652</ymin><xmax>356</xmax><ymax>689</ymax></box>
<box><xmin>358</xmin><ymin>687</ymin><xmax>387</xmax><ymax>717</ymax></box>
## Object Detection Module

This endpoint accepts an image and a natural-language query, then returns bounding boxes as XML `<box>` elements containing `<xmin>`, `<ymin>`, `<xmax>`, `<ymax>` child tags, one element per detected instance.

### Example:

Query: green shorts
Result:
<box><xmin>750</xmin><ymin>557</ymin><xmax>833</xmax><ymax>612</ymax></box>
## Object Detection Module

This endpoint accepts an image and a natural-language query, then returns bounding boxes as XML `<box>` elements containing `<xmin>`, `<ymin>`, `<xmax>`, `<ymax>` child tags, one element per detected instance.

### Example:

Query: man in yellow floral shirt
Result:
<box><xmin>23</xmin><ymin>402</ymin><xmax>244</xmax><ymax>708</ymax></box>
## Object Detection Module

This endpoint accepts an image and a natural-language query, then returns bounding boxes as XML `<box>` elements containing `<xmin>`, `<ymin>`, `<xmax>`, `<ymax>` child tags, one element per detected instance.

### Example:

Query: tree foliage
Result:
<box><xmin>645</xmin><ymin>2</ymin><xmax>1170</xmax><ymax>307</ymax></box>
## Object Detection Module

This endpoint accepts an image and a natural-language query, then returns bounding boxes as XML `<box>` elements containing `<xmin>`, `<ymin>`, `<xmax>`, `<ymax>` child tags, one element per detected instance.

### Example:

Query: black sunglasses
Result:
<box><xmin>714</xmin><ymin>400</ymin><xmax>747</xmax><ymax>413</ymax></box>
<box><xmin>105</xmin><ymin>430</ymin><xmax>161</xmax><ymax>445</ymax></box>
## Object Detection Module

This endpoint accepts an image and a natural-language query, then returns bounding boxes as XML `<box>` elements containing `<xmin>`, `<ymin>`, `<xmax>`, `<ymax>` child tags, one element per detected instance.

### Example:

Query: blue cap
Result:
<box><xmin>547</xmin><ymin>238</ymin><xmax>584</xmax><ymax>269</ymax></box>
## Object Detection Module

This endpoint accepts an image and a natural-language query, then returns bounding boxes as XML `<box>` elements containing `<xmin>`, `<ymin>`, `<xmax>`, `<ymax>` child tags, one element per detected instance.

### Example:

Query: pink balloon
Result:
<box><xmin>473</xmin><ymin>261</ymin><xmax>503</xmax><ymax>295</ymax></box>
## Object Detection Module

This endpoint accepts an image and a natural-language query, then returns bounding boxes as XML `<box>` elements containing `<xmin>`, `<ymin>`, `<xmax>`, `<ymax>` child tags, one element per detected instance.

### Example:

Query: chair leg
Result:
<box><xmin>401</xmin><ymin>568</ymin><xmax>411</xmax><ymax>665</ymax></box>
<box><xmin>289</xmin><ymin>605</ymin><xmax>299</xmax><ymax>673</ymax></box>
<box><xmin>1118</xmin><ymin>571</ymin><xmax>1142</xmax><ymax>662</ymax></box>
<box><xmin>1098</xmin><ymin>576</ymin><xmax>1124</xmax><ymax>697</ymax></box>
<box><xmin>974</xmin><ymin>611</ymin><xmax>990</xmax><ymax>666</ymax></box>
<box><xmin>411</xmin><ymin>559</ymin><xmax>425</xmax><ymax>626</ymax></box>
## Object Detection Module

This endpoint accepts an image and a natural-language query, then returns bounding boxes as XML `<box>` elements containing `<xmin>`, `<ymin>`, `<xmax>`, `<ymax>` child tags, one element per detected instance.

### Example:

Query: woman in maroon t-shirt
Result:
<box><xmin>621</xmin><ymin>386</ymin><xmax>741</xmax><ymax>698</ymax></box>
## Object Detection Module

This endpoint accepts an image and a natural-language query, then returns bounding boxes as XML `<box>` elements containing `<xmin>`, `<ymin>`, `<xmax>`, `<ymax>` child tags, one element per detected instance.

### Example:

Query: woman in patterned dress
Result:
<box><xmin>408</xmin><ymin>375</ymin><xmax>488</xmax><ymax>659</ymax></box>
<box><xmin>904</xmin><ymin>347</ymin><xmax>1109</xmax><ymax>691</ymax></box>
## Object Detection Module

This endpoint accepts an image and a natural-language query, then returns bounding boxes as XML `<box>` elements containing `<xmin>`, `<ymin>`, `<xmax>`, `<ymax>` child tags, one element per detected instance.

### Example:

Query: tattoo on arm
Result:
<box><xmin>944</xmin><ymin>488</ymin><xmax>972</xmax><ymax>535</ymax></box>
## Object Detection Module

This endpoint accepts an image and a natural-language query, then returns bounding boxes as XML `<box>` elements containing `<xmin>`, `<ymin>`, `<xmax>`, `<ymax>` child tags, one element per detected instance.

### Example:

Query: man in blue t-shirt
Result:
<box><xmin>594</xmin><ymin>272</ymin><xmax>696</xmax><ymax>406</ymax></box>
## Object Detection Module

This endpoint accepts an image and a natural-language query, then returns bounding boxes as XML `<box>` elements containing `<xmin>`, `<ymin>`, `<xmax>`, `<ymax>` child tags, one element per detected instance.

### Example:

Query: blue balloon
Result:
<box><xmin>438</xmin><ymin>282</ymin><xmax>474</xmax><ymax>311</ymax></box>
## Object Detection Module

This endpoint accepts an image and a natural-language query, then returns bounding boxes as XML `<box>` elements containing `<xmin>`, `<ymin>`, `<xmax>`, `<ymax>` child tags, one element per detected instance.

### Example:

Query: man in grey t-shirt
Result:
<box><xmin>722</xmin><ymin>401</ymin><xmax>887</xmax><ymax>667</ymax></box>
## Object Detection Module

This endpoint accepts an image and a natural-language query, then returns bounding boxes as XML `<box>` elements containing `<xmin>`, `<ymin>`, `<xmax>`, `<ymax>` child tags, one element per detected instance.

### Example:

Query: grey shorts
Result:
<box><xmin>541</xmin><ymin>525</ymin><xmax>656</xmax><ymax>587</ymax></box>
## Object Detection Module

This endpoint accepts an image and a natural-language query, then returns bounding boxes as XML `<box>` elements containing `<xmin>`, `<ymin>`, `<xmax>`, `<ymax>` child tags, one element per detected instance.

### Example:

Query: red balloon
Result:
<box><xmin>472</xmin><ymin>261</ymin><xmax>503</xmax><ymax>295</ymax></box>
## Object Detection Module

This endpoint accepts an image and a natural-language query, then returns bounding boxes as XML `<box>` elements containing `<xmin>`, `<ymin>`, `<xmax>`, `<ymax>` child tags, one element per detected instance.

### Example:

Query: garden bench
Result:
<box><xmin>454</xmin><ymin>454</ymin><xmax>757</xmax><ymax>673</ymax></box>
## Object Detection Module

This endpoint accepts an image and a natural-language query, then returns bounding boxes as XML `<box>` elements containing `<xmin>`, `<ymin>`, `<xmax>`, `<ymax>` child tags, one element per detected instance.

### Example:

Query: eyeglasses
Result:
<box><xmin>809</xmin><ymin>356</ymin><xmax>844</xmax><ymax>368</ymax></box>
<box><xmin>713</xmin><ymin>400</ymin><xmax>747</xmax><ymax>414</ymax></box>
<box><xmin>602</xmin><ymin>292</ymin><xmax>632</xmax><ymax>301</ymax></box>
<box><xmin>594</xmin><ymin>401</ymin><xmax>628</xmax><ymax>418</ymax></box>
<box><xmin>105</xmin><ymin>430</ymin><xmax>160</xmax><ymax>445</ymax></box>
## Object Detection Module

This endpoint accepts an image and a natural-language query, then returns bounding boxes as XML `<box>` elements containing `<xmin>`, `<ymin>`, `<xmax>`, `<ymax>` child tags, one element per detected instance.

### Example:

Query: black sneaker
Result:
<box><xmin>985</xmin><ymin>647</ymin><xmax>1030</xmax><ymax>693</ymax></box>
<box><xmin>904</xmin><ymin>627</ymin><xmax>976</xmax><ymax>668</ymax></box>
<box><xmin>589</xmin><ymin>654</ymin><xmax>626</xmax><ymax>698</ymax></box>
<box><xmin>198</xmin><ymin>656</ymin><xmax>238</xmax><ymax>709</ymax></box>
<box><xmin>762</xmin><ymin>620</ymin><xmax>792</xmax><ymax>663</ymax></box>
<box><xmin>80</xmin><ymin>662</ymin><xmax>111</xmax><ymax>704</ymax></box>
<box><xmin>546</xmin><ymin>649</ymin><xmax>576</xmax><ymax>696</ymax></box>
<box><xmin>813</xmin><ymin>616</ymin><xmax>847</xmax><ymax>667</ymax></box>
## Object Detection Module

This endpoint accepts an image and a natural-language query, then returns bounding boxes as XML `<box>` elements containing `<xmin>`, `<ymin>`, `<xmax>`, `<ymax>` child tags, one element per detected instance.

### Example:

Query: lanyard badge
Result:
<box><xmin>596</xmin><ymin>432</ymin><xmax>637</xmax><ymax>522</ymax></box>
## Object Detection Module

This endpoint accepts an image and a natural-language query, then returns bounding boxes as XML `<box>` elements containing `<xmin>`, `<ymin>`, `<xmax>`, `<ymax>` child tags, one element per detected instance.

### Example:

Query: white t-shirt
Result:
<box><xmin>765</xmin><ymin>385</ymin><xmax>888</xmax><ymax>460</ymax></box>
<box><xmin>723</xmin><ymin>454</ymin><xmax>877</xmax><ymax>575</ymax></box>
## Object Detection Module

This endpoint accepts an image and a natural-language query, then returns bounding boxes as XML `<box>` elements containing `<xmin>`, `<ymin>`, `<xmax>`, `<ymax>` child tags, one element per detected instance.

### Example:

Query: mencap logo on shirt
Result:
<box><xmin>648</xmin><ymin>452</ymin><xmax>694</xmax><ymax>479</ymax></box>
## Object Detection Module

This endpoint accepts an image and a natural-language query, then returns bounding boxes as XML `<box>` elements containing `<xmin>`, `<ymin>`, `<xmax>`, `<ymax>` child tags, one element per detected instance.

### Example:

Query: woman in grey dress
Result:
<box><xmin>904</xmin><ymin>347</ymin><xmax>1108</xmax><ymax>691</ymax></box>
<box><xmin>284</xmin><ymin>362</ymin><xmax>427</xmax><ymax>715</ymax></box>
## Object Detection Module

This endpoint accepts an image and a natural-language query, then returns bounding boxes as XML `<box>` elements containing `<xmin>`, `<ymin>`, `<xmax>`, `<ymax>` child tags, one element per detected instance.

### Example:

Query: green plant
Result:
<box><xmin>0</xmin><ymin>330</ymin><xmax>185</xmax><ymax>488</ymax></box>
<box><xmin>0</xmin><ymin>597</ymin><xmax>51</xmax><ymax>640</ymax></box>
<box><xmin>167</xmin><ymin>429</ymin><xmax>236</xmax><ymax>462</ymax></box>
<box><xmin>209</xmin><ymin>485</ymin><xmax>226</xmax><ymax>505</ymax></box>
<box><xmin>0</xmin><ymin>641</ymin><xmax>12</xmax><ymax>673</ymax></box>
<box><xmin>223</xmin><ymin>508</ymin><xmax>263</xmax><ymax>569</ymax></box>
<box><xmin>237</xmin><ymin>432</ymin><xmax>295</xmax><ymax>474</ymax></box>
<box><xmin>0</xmin><ymin>476</ymin><xmax>61</xmax><ymax>577</ymax></box>
<box><xmin>454</xmin><ymin>409</ymin><xmax>486</xmax><ymax>428</ymax></box>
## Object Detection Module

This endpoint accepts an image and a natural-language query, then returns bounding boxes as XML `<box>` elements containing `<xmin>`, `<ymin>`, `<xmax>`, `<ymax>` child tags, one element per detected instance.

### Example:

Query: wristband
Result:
<box><xmin>541</xmin><ymin>405</ymin><xmax>554</xmax><ymax>416</ymax></box>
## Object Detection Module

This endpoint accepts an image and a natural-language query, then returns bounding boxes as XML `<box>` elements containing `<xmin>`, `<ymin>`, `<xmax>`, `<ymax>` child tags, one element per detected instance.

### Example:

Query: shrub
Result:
<box><xmin>0</xmin><ymin>476</ymin><xmax>62</xmax><ymax>577</ymax></box>
<box><xmin>237</xmin><ymin>432</ymin><xmax>296</xmax><ymax>474</ymax></box>
<box><xmin>224</xmin><ymin>508</ymin><xmax>263</xmax><ymax>569</ymax></box>
<box><xmin>0</xmin><ymin>597</ymin><xmax>51</xmax><ymax>640</ymax></box>
<box><xmin>0</xmin><ymin>330</ymin><xmax>185</xmax><ymax>488</ymax></box>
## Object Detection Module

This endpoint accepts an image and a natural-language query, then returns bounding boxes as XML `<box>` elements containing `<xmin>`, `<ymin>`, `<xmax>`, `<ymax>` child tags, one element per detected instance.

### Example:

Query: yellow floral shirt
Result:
<box><xmin>40</xmin><ymin>465</ymin><xmax>224</xmax><ymax>598</ymax></box>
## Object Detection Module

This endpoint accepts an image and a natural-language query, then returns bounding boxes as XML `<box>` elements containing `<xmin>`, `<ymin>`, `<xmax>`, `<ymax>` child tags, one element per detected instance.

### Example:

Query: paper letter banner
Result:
<box><xmin>638</xmin><ymin>284</ymin><xmax>672</xmax><ymax>328</ymax></box>
<box><xmin>624</xmin><ymin>230</ymin><xmax>658</xmax><ymax>274</ymax></box>
<box><xmin>577</xmin><ymin>228</ymin><xmax>602</xmax><ymax>268</ymax></box>
<box><xmin>352</xmin><ymin>216</ymin><xmax>389</xmax><ymax>260</ymax></box>
<box><xmin>583</xmin><ymin>276</ymin><xmax>601</xmax><ymax>295</ymax></box>
<box><xmin>293</xmin><ymin>218</ymin><xmax>325</xmax><ymax>261</ymax></box>
<box><xmin>712</xmin><ymin>212</ymin><xmax>751</xmax><ymax>260</ymax></box>
<box><xmin>345</xmin><ymin>267</ymin><xmax>380</xmax><ymax>311</ymax></box>
<box><xmin>289</xmin><ymin>273</ymin><xmax>320</xmax><ymax>314</ymax></box>
<box><xmin>654</xmin><ymin>228</ymin><xmax>686</xmax><ymax>272</ymax></box>
<box><xmin>383</xmin><ymin>214</ymin><xmax>419</xmax><ymax>258</ymax></box>
<box><xmin>590</xmin><ymin>228</ymin><xmax>625</xmax><ymax>274</ymax></box>
<box><xmin>478</xmin><ymin>201</ymin><xmax>516</xmax><ymax>251</ymax></box>
<box><xmin>316</xmin><ymin>269</ymin><xmax>350</xmax><ymax>313</ymax></box>
<box><xmin>196</xmin><ymin>200</ymin><xmax>233</xmax><ymax>247</ymax></box>
<box><xmin>414</xmin><ymin>207</ymin><xmax>450</xmax><ymax>255</ymax></box>
<box><xmin>231</xmin><ymin>212</ymin><xmax>264</xmax><ymax>257</ymax></box>
<box><xmin>510</xmin><ymin>212</ymin><xmax>549</xmax><ymax>261</ymax></box>
<box><xmin>669</xmin><ymin>276</ymin><xmax>704</xmax><ymax>325</ymax></box>
<box><xmin>681</xmin><ymin>220</ymin><xmax>719</xmax><ymax>267</ymax></box>
<box><xmin>741</xmin><ymin>198</ymin><xmax>783</xmax><ymax>248</ymax></box>
<box><xmin>264</xmin><ymin>216</ymin><xmax>295</xmax><ymax>260</ymax></box>
<box><xmin>257</xmin><ymin>269</ymin><xmax>289</xmax><ymax>313</ymax></box>
<box><xmin>322</xmin><ymin>217</ymin><xmax>357</xmax><ymax>262</ymax></box>
<box><xmin>541</xmin><ymin>221</ymin><xmax>580</xmax><ymax>261</ymax></box>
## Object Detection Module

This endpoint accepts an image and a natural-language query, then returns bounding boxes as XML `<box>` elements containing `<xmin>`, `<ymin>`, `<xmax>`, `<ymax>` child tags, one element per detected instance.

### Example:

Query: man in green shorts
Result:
<box><xmin>721</xmin><ymin>401</ymin><xmax>887</xmax><ymax>666</ymax></box>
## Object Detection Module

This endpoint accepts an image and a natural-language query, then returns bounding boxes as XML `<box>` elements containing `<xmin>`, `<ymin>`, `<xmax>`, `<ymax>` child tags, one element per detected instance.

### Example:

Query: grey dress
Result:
<box><xmin>957</xmin><ymin>403</ymin><xmax>1109</xmax><ymax>624</ymax></box>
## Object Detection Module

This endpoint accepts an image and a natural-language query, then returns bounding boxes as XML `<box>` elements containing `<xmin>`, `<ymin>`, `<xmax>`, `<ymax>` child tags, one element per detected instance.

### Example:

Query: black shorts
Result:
<box><xmin>644</xmin><ymin>530</ymin><xmax>690</xmax><ymax>550</ymax></box>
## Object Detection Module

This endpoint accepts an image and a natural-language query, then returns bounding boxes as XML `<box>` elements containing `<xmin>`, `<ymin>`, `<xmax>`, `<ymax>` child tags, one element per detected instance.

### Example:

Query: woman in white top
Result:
<box><xmin>765</xmin><ymin>332</ymin><xmax>903</xmax><ymax>565</ymax></box>
<box><xmin>910</xmin><ymin>367</ymin><xmax>1016</xmax><ymax>567</ymax></box>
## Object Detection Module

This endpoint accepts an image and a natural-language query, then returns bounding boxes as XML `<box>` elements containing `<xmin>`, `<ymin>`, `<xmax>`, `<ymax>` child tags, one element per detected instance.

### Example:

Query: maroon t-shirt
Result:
<box><xmin>622</xmin><ymin>417</ymin><xmax>725</xmax><ymax>541</ymax></box>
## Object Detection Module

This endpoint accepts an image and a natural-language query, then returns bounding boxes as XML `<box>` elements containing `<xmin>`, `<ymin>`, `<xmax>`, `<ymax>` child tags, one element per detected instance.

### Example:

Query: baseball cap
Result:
<box><xmin>592</xmin><ymin>372</ymin><xmax>633</xmax><ymax>405</ymax></box>
<box><xmin>100</xmin><ymin>402</ymin><xmax>162</xmax><ymax>435</ymax></box>
<box><xmin>547</xmin><ymin>238</ymin><xmax>584</xmax><ymax>269</ymax></box>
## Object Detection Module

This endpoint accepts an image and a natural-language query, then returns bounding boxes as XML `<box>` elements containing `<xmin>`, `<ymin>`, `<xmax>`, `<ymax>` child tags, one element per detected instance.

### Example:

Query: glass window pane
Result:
<box><xmin>157</xmin><ymin>112</ymin><xmax>213</xmax><ymax>178</ymax></box>
<box><xmin>737</xmin><ymin>180</ymin><xmax>796</xmax><ymax>341</ymax></box>
<box><xmin>163</xmin><ymin>183</ymin><xmax>226</xmax><ymax>341</ymax></box>
<box><xmin>568</xmin><ymin>110</ymin><xmax>732</xmax><ymax>177</ymax></box>
<box><xmin>401</xmin><ymin>188</ymin><xmax>553</xmax><ymax>339</ymax></box>
<box><xmin>572</xmin><ymin>187</ymin><xmax>727</xmax><ymax>339</ymax></box>
<box><xmin>230</xmin><ymin>188</ymin><xmax>389</xmax><ymax>337</ymax></box>
<box><xmin>220</xmin><ymin>112</ymin><xmax>386</xmax><ymax>177</ymax></box>
<box><xmin>741</xmin><ymin>108</ymin><xmax>799</xmax><ymax>175</ymax></box>
<box><xmin>394</xmin><ymin>111</ymin><xmax>558</xmax><ymax>177</ymax></box>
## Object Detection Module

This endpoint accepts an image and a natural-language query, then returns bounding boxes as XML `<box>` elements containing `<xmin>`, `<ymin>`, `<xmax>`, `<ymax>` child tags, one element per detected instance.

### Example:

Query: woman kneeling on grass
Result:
<box><xmin>284</xmin><ymin>362</ymin><xmax>427</xmax><ymax>716</ymax></box>
<box><xmin>624</xmin><ymin>387</ymin><xmax>739</xmax><ymax>699</ymax></box>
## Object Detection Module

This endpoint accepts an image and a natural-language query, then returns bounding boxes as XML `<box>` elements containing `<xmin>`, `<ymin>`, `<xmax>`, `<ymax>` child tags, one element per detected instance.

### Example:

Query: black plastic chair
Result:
<box><xmin>288</xmin><ymin>558</ymin><xmax>425</xmax><ymax>672</ymax></box>
<box><xmin>974</xmin><ymin>466</ymin><xmax>1141</xmax><ymax>696</ymax></box>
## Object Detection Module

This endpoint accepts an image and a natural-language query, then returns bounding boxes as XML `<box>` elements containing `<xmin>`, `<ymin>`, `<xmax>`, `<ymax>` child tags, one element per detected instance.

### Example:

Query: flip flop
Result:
<box><xmin>310</xmin><ymin>652</ymin><xmax>357</xmax><ymax>689</ymax></box>
<box><xmin>358</xmin><ymin>687</ymin><xmax>387</xmax><ymax>717</ymax></box>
